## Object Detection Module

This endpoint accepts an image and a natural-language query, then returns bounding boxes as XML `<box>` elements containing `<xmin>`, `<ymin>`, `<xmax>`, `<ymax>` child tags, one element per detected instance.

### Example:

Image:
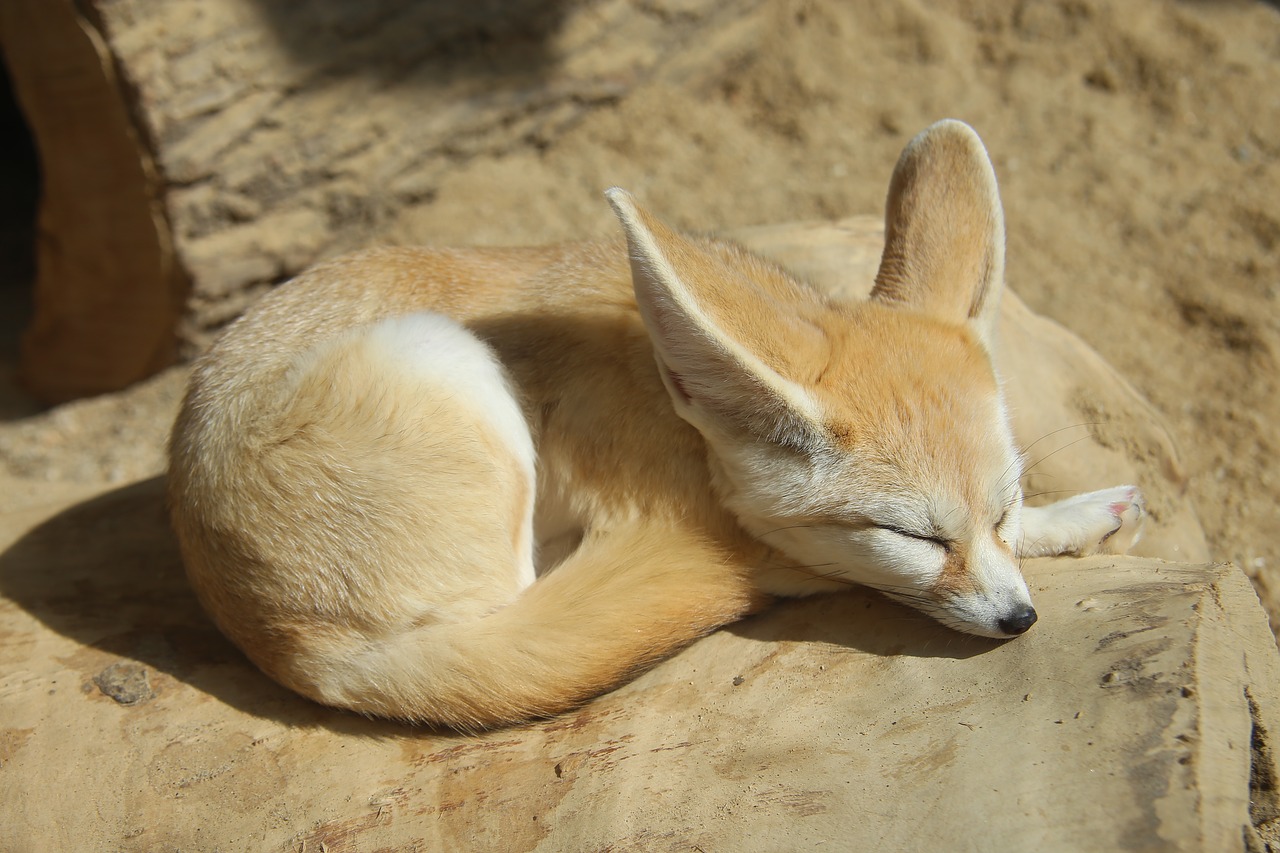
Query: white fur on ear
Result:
<box><xmin>870</xmin><ymin>119</ymin><xmax>1007</xmax><ymax>349</ymax></box>
<box><xmin>605</xmin><ymin>187</ymin><xmax>825</xmax><ymax>444</ymax></box>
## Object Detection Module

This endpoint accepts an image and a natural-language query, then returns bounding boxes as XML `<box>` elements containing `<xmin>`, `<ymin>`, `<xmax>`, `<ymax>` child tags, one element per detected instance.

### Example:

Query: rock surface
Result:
<box><xmin>1</xmin><ymin>219</ymin><xmax>1273</xmax><ymax>850</ymax></box>
<box><xmin>0</xmin><ymin>483</ymin><xmax>1274</xmax><ymax>851</ymax></box>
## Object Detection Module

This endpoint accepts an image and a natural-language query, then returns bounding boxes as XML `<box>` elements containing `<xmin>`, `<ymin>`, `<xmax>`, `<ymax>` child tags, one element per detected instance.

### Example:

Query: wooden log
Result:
<box><xmin>0</xmin><ymin>0</ymin><xmax>183</xmax><ymax>402</ymax></box>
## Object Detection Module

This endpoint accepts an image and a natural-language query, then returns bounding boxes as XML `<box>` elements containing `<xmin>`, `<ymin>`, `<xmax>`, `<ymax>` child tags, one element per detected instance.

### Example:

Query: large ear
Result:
<box><xmin>871</xmin><ymin>119</ymin><xmax>1006</xmax><ymax>348</ymax></box>
<box><xmin>605</xmin><ymin>188</ymin><xmax>827</xmax><ymax>447</ymax></box>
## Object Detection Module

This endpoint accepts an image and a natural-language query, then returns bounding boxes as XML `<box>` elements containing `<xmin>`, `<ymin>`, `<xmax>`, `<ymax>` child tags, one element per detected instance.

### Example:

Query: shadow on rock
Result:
<box><xmin>248</xmin><ymin>0</ymin><xmax>573</xmax><ymax>84</ymax></box>
<box><xmin>0</xmin><ymin>477</ymin><xmax>420</xmax><ymax>738</ymax></box>
<box><xmin>0</xmin><ymin>475</ymin><xmax>1003</xmax><ymax>738</ymax></box>
<box><xmin>728</xmin><ymin>584</ymin><xmax>1005</xmax><ymax>662</ymax></box>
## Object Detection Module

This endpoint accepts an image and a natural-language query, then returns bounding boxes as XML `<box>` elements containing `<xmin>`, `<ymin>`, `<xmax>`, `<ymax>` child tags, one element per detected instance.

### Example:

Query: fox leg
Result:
<box><xmin>1016</xmin><ymin>486</ymin><xmax>1145</xmax><ymax>558</ymax></box>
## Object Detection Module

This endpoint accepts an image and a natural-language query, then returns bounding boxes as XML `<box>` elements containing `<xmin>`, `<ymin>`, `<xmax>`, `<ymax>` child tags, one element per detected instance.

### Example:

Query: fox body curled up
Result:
<box><xmin>168</xmin><ymin>121</ymin><xmax>1144</xmax><ymax>729</ymax></box>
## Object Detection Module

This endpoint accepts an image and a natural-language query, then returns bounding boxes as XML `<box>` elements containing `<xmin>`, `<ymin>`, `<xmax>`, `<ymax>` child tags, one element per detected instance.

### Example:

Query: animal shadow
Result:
<box><xmin>0</xmin><ymin>477</ymin><xmax>412</xmax><ymax>736</ymax></box>
<box><xmin>0</xmin><ymin>475</ymin><xmax>998</xmax><ymax>736</ymax></box>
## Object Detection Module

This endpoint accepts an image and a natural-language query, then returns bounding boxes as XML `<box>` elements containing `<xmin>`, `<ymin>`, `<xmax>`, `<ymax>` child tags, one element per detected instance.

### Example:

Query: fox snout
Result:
<box><xmin>878</xmin><ymin>579</ymin><xmax>1037</xmax><ymax>640</ymax></box>
<box><xmin>927</xmin><ymin>539</ymin><xmax>1039</xmax><ymax>639</ymax></box>
<box><xmin>998</xmin><ymin>605</ymin><xmax>1038</xmax><ymax>636</ymax></box>
<box><xmin>924</xmin><ymin>588</ymin><xmax>1038</xmax><ymax>640</ymax></box>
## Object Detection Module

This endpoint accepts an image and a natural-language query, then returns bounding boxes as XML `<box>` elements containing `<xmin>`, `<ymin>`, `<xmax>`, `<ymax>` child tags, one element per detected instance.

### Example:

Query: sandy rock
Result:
<box><xmin>0</xmin><ymin>477</ymin><xmax>1272</xmax><ymax>851</ymax></box>
<box><xmin>0</xmin><ymin>217</ymin><xmax>1266</xmax><ymax>850</ymax></box>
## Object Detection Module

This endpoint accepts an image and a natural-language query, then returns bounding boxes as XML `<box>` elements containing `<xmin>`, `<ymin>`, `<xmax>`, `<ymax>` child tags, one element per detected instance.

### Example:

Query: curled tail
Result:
<box><xmin>173</xmin><ymin>307</ymin><xmax>760</xmax><ymax>730</ymax></box>
<box><xmin>291</xmin><ymin>522</ymin><xmax>761</xmax><ymax>730</ymax></box>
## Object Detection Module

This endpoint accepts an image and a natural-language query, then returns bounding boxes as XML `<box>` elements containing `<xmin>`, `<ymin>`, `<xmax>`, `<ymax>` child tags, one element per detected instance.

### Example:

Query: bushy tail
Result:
<box><xmin>297</xmin><ymin>522</ymin><xmax>761</xmax><ymax>730</ymax></box>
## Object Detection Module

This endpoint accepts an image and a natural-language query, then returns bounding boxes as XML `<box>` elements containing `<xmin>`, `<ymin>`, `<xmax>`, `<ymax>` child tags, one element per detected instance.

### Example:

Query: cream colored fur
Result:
<box><xmin>168</xmin><ymin>120</ymin><xmax>1144</xmax><ymax>729</ymax></box>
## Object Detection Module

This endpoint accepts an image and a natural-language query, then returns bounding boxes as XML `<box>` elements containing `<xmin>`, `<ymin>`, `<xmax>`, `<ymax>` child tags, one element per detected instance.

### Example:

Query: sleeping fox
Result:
<box><xmin>167</xmin><ymin>120</ymin><xmax>1144</xmax><ymax>729</ymax></box>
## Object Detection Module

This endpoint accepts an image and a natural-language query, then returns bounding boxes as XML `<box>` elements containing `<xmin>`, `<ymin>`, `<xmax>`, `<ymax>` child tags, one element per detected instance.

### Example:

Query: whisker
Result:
<box><xmin>863</xmin><ymin>583</ymin><xmax>936</xmax><ymax>603</ymax></box>
<box><xmin>1021</xmin><ymin>434</ymin><xmax>1094</xmax><ymax>477</ymax></box>
<box><xmin>774</xmin><ymin>563</ymin><xmax>861</xmax><ymax>587</ymax></box>
<box><xmin>1021</xmin><ymin>489</ymin><xmax>1077</xmax><ymax>502</ymax></box>
<box><xmin>1002</xmin><ymin>423</ymin><xmax>1100</xmax><ymax>487</ymax></box>
<box><xmin>1018</xmin><ymin>422</ymin><xmax>1101</xmax><ymax>460</ymax></box>
<box><xmin>757</xmin><ymin>523</ymin><xmax>818</xmax><ymax>538</ymax></box>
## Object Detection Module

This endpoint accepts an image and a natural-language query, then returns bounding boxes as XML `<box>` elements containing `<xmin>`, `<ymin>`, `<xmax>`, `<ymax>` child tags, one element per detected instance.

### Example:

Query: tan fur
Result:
<box><xmin>168</xmin><ymin>120</ymin><xmax>1144</xmax><ymax>728</ymax></box>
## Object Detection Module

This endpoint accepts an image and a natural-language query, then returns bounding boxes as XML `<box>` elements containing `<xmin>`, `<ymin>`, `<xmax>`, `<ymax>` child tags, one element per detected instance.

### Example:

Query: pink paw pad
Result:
<box><xmin>1099</xmin><ymin>487</ymin><xmax>1144</xmax><ymax>552</ymax></box>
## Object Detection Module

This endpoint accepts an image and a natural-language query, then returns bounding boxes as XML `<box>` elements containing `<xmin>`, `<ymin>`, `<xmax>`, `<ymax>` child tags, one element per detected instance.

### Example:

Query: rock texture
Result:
<box><xmin>2</xmin><ymin>0</ymin><xmax>766</xmax><ymax>397</ymax></box>
<box><xmin>0</xmin><ymin>484</ymin><xmax>1273</xmax><ymax>851</ymax></box>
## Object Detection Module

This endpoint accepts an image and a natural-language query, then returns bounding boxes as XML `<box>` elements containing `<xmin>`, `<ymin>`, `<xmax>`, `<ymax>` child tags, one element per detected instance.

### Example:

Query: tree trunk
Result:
<box><xmin>0</xmin><ymin>0</ymin><xmax>182</xmax><ymax>402</ymax></box>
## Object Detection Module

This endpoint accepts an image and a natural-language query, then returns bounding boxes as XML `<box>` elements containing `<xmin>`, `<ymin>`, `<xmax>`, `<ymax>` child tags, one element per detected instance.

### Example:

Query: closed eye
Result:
<box><xmin>878</xmin><ymin>524</ymin><xmax>952</xmax><ymax>552</ymax></box>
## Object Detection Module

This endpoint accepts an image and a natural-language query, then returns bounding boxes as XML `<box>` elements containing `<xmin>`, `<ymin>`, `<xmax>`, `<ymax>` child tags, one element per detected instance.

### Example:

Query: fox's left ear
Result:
<box><xmin>870</xmin><ymin>119</ymin><xmax>1006</xmax><ymax>349</ymax></box>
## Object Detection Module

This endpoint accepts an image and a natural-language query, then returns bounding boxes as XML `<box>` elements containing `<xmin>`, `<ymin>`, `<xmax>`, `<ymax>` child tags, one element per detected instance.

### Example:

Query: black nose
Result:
<box><xmin>998</xmin><ymin>607</ymin><xmax>1038</xmax><ymax>636</ymax></box>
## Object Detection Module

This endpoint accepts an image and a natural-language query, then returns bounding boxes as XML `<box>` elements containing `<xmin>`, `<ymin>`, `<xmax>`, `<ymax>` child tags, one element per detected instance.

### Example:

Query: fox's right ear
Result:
<box><xmin>870</xmin><ymin>120</ymin><xmax>1006</xmax><ymax>349</ymax></box>
<box><xmin>606</xmin><ymin>188</ymin><xmax>827</xmax><ymax>448</ymax></box>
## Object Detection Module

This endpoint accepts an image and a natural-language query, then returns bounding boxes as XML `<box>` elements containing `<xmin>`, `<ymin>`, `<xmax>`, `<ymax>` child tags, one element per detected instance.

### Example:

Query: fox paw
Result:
<box><xmin>1088</xmin><ymin>486</ymin><xmax>1145</xmax><ymax>555</ymax></box>
<box><xmin>1018</xmin><ymin>486</ymin><xmax>1145</xmax><ymax>558</ymax></box>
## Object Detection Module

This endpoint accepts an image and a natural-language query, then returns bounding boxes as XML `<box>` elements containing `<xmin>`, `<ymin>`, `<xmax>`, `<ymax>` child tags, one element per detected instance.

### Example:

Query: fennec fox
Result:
<box><xmin>168</xmin><ymin>120</ymin><xmax>1144</xmax><ymax>729</ymax></box>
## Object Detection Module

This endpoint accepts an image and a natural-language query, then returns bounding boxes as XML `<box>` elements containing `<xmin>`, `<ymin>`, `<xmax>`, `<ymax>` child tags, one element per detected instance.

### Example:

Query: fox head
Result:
<box><xmin>608</xmin><ymin>120</ymin><xmax>1037</xmax><ymax>639</ymax></box>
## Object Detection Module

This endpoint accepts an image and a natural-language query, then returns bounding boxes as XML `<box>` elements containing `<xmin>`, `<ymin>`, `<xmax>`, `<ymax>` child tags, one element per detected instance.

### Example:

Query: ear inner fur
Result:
<box><xmin>871</xmin><ymin>119</ymin><xmax>1007</xmax><ymax>347</ymax></box>
<box><xmin>606</xmin><ymin>187</ymin><xmax>829</xmax><ymax>445</ymax></box>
